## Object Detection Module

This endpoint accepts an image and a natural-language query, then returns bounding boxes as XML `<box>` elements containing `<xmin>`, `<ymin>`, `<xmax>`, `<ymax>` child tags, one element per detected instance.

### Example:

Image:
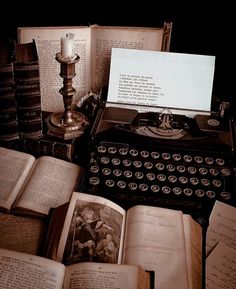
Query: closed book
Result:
<box><xmin>0</xmin><ymin>40</ymin><xmax>19</xmax><ymax>141</ymax></box>
<box><xmin>14</xmin><ymin>39</ymin><xmax>43</xmax><ymax>139</ymax></box>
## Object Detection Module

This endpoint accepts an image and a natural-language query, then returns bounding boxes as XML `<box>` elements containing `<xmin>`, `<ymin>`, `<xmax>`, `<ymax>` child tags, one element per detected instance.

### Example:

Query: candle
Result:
<box><xmin>61</xmin><ymin>33</ymin><xmax>75</xmax><ymax>59</ymax></box>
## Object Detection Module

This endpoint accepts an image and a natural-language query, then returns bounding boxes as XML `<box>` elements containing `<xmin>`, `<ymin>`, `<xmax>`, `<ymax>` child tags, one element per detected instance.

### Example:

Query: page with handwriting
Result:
<box><xmin>107</xmin><ymin>48</ymin><xmax>215</xmax><ymax>117</ymax></box>
<box><xmin>122</xmin><ymin>205</ymin><xmax>189</xmax><ymax>289</ymax></box>
<box><xmin>206</xmin><ymin>201</ymin><xmax>236</xmax><ymax>256</ymax></box>
<box><xmin>206</xmin><ymin>242</ymin><xmax>236</xmax><ymax>289</ymax></box>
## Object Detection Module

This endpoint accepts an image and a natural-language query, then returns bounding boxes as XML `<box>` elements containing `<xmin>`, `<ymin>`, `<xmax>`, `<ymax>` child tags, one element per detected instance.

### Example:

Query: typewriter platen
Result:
<box><xmin>81</xmin><ymin>104</ymin><xmax>236</xmax><ymax>221</ymax></box>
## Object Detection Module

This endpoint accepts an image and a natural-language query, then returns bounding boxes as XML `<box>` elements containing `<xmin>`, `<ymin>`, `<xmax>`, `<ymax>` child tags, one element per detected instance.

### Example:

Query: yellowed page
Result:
<box><xmin>64</xmin><ymin>262</ymin><xmax>145</xmax><ymax>289</ymax></box>
<box><xmin>183</xmin><ymin>214</ymin><xmax>202</xmax><ymax>289</ymax></box>
<box><xmin>206</xmin><ymin>200</ymin><xmax>236</xmax><ymax>256</ymax></box>
<box><xmin>91</xmin><ymin>26</ymin><xmax>164</xmax><ymax>94</ymax></box>
<box><xmin>0</xmin><ymin>147</ymin><xmax>35</xmax><ymax>212</ymax></box>
<box><xmin>0</xmin><ymin>248</ymin><xmax>65</xmax><ymax>289</ymax></box>
<box><xmin>56</xmin><ymin>192</ymin><xmax>126</xmax><ymax>265</ymax></box>
<box><xmin>206</xmin><ymin>242</ymin><xmax>236</xmax><ymax>289</ymax></box>
<box><xmin>0</xmin><ymin>212</ymin><xmax>46</xmax><ymax>255</ymax></box>
<box><xmin>13</xmin><ymin>156</ymin><xmax>83</xmax><ymax>216</ymax></box>
<box><xmin>122</xmin><ymin>205</ymin><xmax>189</xmax><ymax>289</ymax></box>
<box><xmin>18</xmin><ymin>26</ymin><xmax>92</xmax><ymax>112</ymax></box>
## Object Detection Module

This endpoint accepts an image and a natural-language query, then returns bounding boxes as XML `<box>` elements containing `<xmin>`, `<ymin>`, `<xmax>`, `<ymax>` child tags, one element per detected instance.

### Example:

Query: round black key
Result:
<box><xmin>100</xmin><ymin>156</ymin><xmax>109</xmax><ymax>165</ymax></box>
<box><xmin>183</xmin><ymin>155</ymin><xmax>192</xmax><ymax>163</ymax></box>
<box><xmin>221</xmin><ymin>168</ymin><xmax>231</xmax><ymax>177</ymax></box>
<box><xmin>113</xmin><ymin>169</ymin><xmax>122</xmax><ymax>177</ymax></box>
<box><xmin>205</xmin><ymin>157</ymin><xmax>214</xmax><ymax>165</ymax></box>
<box><xmin>177</xmin><ymin>165</ymin><xmax>186</xmax><ymax>173</ymax></box>
<box><xmin>194</xmin><ymin>156</ymin><xmax>203</xmax><ymax>164</ymax></box>
<box><xmin>168</xmin><ymin>175</ymin><xmax>177</xmax><ymax>183</ymax></box>
<box><xmin>195</xmin><ymin>189</ymin><xmax>205</xmax><ymax>198</ymax></box>
<box><xmin>206</xmin><ymin>190</ymin><xmax>216</xmax><ymax>199</ymax></box>
<box><xmin>172</xmin><ymin>153</ymin><xmax>181</xmax><ymax>161</ymax></box>
<box><xmin>212</xmin><ymin>179</ymin><xmax>222</xmax><ymax>188</ymax></box>
<box><xmin>155</xmin><ymin>163</ymin><xmax>165</xmax><ymax>171</ymax></box>
<box><xmin>215</xmin><ymin>158</ymin><xmax>225</xmax><ymax>166</ymax></box>
<box><xmin>117</xmin><ymin>180</ymin><xmax>126</xmax><ymax>189</ymax></box>
<box><xmin>90</xmin><ymin>165</ymin><xmax>99</xmax><ymax>174</ymax></box>
<box><xmin>183</xmin><ymin>188</ymin><xmax>193</xmax><ymax>196</ymax></box>
<box><xmin>140</xmin><ymin>150</ymin><xmax>149</xmax><ymax>158</ymax></box>
<box><xmin>162</xmin><ymin>152</ymin><xmax>171</xmax><ymax>160</ymax></box>
<box><xmin>119</xmin><ymin>147</ymin><xmax>128</xmax><ymax>155</ymax></box>
<box><xmin>133</xmin><ymin>160</ymin><xmax>142</xmax><ymax>168</ymax></box>
<box><xmin>124</xmin><ymin>170</ymin><xmax>133</xmax><ymax>178</ymax></box>
<box><xmin>151</xmin><ymin>151</ymin><xmax>160</xmax><ymax>159</ymax></box>
<box><xmin>179</xmin><ymin>176</ymin><xmax>188</xmax><ymax>184</ymax></box>
<box><xmin>146</xmin><ymin>173</ymin><xmax>155</xmax><ymax>181</ymax></box>
<box><xmin>187</xmin><ymin>166</ymin><xmax>197</xmax><ymax>174</ymax></box>
<box><xmin>108</xmin><ymin>146</ymin><xmax>117</xmax><ymax>154</ymax></box>
<box><xmin>220</xmin><ymin>191</ymin><xmax>231</xmax><ymax>200</ymax></box>
<box><xmin>144</xmin><ymin>162</ymin><xmax>153</xmax><ymax>170</ymax></box>
<box><xmin>139</xmin><ymin>183</ymin><xmax>148</xmax><ymax>191</ymax></box>
<box><xmin>173</xmin><ymin>187</ymin><xmax>182</xmax><ymax>195</ymax></box>
<box><xmin>166</xmin><ymin>164</ymin><xmax>175</xmax><ymax>172</ymax></box>
<box><xmin>102</xmin><ymin>168</ymin><xmax>111</xmax><ymax>176</ymax></box>
<box><xmin>123</xmin><ymin>159</ymin><xmax>132</xmax><ymax>167</ymax></box>
<box><xmin>130</xmin><ymin>149</ymin><xmax>138</xmax><ymax>157</ymax></box>
<box><xmin>89</xmin><ymin>177</ymin><xmax>100</xmax><ymax>186</ymax></box>
<box><xmin>97</xmin><ymin>145</ymin><xmax>106</xmax><ymax>153</ymax></box>
<box><xmin>162</xmin><ymin>186</ymin><xmax>171</xmax><ymax>194</ymax></box>
<box><xmin>209</xmin><ymin>168</ymin><xmax>219</xmax><ymax>177</ymax></box>
<box><xmin>190</xmin><ymin>177</ymin><xmax>199</xmax><ymax>185</ymax></box>
<box><xmin>199</xmin><ymin>167</ymin><xmax>208</xmax><ymax>175</ymax></box>
<box><xmin>128</xmin><ymin>182</ymin><xmax>138</xmax><ymax>190</ymax></box>
<box><xmin>105</xmin><ymin>179</ymin><xmax>115</xmax><ymax>188</ymax></box>
<box><xmin>201</xmin><ymin>178</ymin><xmax>210</xmax><ymax>186</ymax></box>
<box><xmin>157</xmin><ymin>174</ymin><xmax>166</xmax><ymax>181</ymax></box>
<box><xmin>112</xmin><ymin>158</ymin><xmax>121</xmax><ymax>166</ymax></box>
<box><xmin>151</xmin><ymin>185</ymin><xmax>160</xmax><ymax>193</ymax></box>
<box><xmin>135</xmin><ymin>172</ymin><xmax>144</xmax><ymax>180</ymax></box>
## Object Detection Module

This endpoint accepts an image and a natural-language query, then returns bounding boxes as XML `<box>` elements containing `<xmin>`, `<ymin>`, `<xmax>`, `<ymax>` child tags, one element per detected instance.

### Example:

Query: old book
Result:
<box><xmin>45</xmin><ymin>192</ymin><xmax>203</xmax><ymax>289</ymax></box>
<box><xmin>14</xmin><ymin>39</ymin><xmax>43</xmax><ymax>139</ymax></box>
<box><xmin>0</xmin><ymin>146</ymin><xmax>83</xmax><ymax>217</ymax></box>
<box><xmin>0</xmin><ymin>248</ymin><xmax>151</xmax><ymax>289</ymax></box>
<box><xmin>17</xmin><ymin>23</ymin><xmax>172</xmax><ymax>112</ymax></box>
<box><xmin>0</xmin><ymin>135</ymin><xmax>77</xmax><ymax>162</ymax></box>
<box><xmin>0</xmin><ymin>212</ymin><xmax>47</xmax><ymax>255</ymax></box>
<box><xmin>0</xmin><ymin>40</ymin><xmax>19</xmax><ymax>141</ymax></box>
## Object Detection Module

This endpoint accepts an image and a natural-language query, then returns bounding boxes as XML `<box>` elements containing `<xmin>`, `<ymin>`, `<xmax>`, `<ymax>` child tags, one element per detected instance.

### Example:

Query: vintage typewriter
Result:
<box><xmin>80</xmin><ymin>101</ymin><xmax>236</xmax><ymax>222</ymax></box>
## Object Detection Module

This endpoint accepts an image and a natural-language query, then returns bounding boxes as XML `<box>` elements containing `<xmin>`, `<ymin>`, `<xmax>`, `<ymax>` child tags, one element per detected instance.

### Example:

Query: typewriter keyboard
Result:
<box><xmin>85</xmin><ymin>141</ymin><xmax>236</xmax><ymax>217</ymax></box>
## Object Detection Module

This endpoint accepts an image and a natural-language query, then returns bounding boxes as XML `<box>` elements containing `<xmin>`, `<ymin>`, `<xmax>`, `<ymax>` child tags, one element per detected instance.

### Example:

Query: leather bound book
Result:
<box><xmin>14</xmin><ymin>39</ymin><xmax>43</xmax><ymax>139</ymax></box>
<box><xmin>0</xmin><ymin>40</ymin><xmax>19</xmax><ymax>141</ymax></box>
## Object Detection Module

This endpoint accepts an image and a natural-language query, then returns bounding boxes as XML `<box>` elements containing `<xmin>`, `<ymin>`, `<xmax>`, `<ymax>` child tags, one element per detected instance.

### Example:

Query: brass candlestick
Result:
<box><xmin>46</xmin><ymin>53</ymin><xmax>89</xmax><ymax>140</ymax></box>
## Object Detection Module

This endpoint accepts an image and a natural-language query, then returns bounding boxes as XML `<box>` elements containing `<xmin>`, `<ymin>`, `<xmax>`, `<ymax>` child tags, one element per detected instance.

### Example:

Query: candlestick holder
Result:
<box><xmin>46</xmin><ymin>53</ymin><xmax>89</xmax><ymax>140</ymax></box>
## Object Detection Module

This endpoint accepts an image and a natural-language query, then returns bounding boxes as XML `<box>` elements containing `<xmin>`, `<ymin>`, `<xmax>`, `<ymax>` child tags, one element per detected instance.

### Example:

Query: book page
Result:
<box><xmin>0</xmin><ymin>212</ymin><xmax>46</xmax><ymax>255</ymax></box>
<box><xmin>0</xmin><ymin>248</ymin><xmax>65</xmax><ymax>289</ymax></box>
<box><xmin>63</xmin><ymin>262</ymin><xmax>148</xmax><ymax>289</ymax></box>
<box><xmin>56</xmin><ymin>192</ymin><xmax>126</xmax><ymax>265</ymax></box>
<box><xmin>13</xmin><ymin>156</ymin><xmax>83</xmax><ymax>216</ymax></box>
<box><xmin>122</xmin><ymin>205</ymin><xmax>189</xmax><ymax>289</ymax></box>
<box><xmin>183</xmin><ymin>214</ymin><xmax>202</xmax><ymax>289</ymax></box>
<box><xmin>206</xmin><ymin>200</ymin><xmax>236</xmax><ymax>256</ymax></box>
<box><xmin>18</xmin><ymin>26</ymin><xmax>92</xmax><ymax>112</ymax></box>
<box><xmin>107</xmin><ymin>48</ymin><xmax>215</xmax><ymax>117</ymax></box>
<box><xmin>91</xmin><ymin>26</ymin><xmax>165</xmax><ymax>94</ymax></box>
<box><xmin>206</xmin><ymin>242</ymin><xmax>236</xmax><ymax>289</ymax></box>
<box><xmin>0</xmin><ymin>147</ymin><xmax>35</xmax><ymax>212</ymax></box>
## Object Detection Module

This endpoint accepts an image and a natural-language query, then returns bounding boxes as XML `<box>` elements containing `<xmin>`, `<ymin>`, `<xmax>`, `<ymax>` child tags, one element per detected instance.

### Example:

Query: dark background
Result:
<box><xmin>2</xmin><ymin>2</ymin><xmax>235</xmax><ymax>114</ymax></box>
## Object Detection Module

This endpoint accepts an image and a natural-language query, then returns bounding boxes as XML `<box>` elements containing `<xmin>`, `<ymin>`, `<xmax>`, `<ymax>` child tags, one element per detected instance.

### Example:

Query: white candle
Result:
<box><xmin>61</xmin><ymin>33</ymin><xmax>75</xmax><ymax>59</ymax></box>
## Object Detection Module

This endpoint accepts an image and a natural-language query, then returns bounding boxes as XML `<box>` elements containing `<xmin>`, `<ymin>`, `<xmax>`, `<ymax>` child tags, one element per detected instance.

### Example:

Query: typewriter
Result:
<box><xmin>80</xmin><ymin>102</ymin><xmax>236</xmax><ymax>222</ymax></box>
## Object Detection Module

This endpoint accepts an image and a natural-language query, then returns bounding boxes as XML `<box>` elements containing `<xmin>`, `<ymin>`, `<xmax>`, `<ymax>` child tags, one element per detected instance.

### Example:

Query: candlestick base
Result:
<box><xmin>45</xmin><ymin>111</ymin><xmax>89</xmax><ymax>140</ymax></box>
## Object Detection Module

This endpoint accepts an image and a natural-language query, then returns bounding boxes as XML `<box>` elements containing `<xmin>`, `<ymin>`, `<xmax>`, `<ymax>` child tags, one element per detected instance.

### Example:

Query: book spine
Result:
<box><xmin>0</xmin><ymin>138</ymin><xmax>75</xmax><ymax>162</ymax></box>
<box><xmin>14</xmin><ymin>41</ymin><xmax>43</xmax><ymax>139</ymax></box>
<box><xmin>0</xmin><ymin>62</ymin><xmax>19</xmax><ymax>141</ymax></box>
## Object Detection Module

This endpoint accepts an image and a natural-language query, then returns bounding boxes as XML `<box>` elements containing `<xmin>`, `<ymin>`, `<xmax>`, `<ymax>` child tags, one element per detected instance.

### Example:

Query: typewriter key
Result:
<box><xmin>144</xmin><ymin>162</ymin><xmax>153</xmax><ymax>170</ymax></box>
<box><xmin>108</xmin><ymin>146</ymin><xmax>117</xmax><ymax>154</ymax></box>
<box><xmin>177</xmin><ymin>165</ymin><xmax>186</xmax><ymax>173</ymax></box>
<box><xmin>117</xmin><ymin>180</ymin><xmax>127</xmax><ymax>189</ymax></box>
<box><xmin>146</xmin><ymin>173</ymin><xmax>155</xmax><ymax>181</ymax></box>
<box><xmin>139</xmin><ymin>183</ymin><xmax>148</xmax><ymax>191</ymax></box>
<box><xmin>89</xmin><ymin>177</ymin><xmax>100</xmax><ymax>186</ymax></box>
<box><xmin>140</xmin><ymin>150</ymin><xmax>149</xmax><ymax>158</ymax></box>
<box><xmin>215</xmin><ymin>158</ymin><xmax>225</xmax><ymax>166</ymax></box>
<box><xmin>183</xmin><ymin>155</ymin><xmax>192</xmax><ymax>163</ymax></box>
<box><xmin>206</xmin><ymin>190</ymin><xmax>216</xmax><ymax>199</ymax></box>
<box><xmin>105</xmin><ymin>179</ymin><xmax>115</xmax><ymax>188</ymax></box>
<box><xmin>161</xmin><ymin>152</ymin><xmax>171</xmax><ymax>160</ymax></box>
<box><xmin>112</xmin><ymin>158</ymin><xmax>121</xmax><ymax>166</ymax></box>
<box><xmin>183</xmin><ymin>188</ymin><xmax>193</xmax><ymax>196</ymax></box>
<box><xmin>100</xmin><ymin>157</ymin><xmax>110</xmax><ymax>165</ymax></box>
<box><xmin>123</xmin><ymin>159</ymin><xmax>132</xmax><ymax>167</ymax></box>
<box><xmin>162</xmin><ymin>186</ymin><xmax>171</xmax><ymax>194</ymax></box>
<box><xmin>90</xmin><ymin>165</ymin><xmax>99</xmax><ymax>174</ymax></box>
<box><xmin>173</xmin><ymin>187</ymin><xmax>182</xmax><ymax>195</ymax></box>
<box><xmin>195</xmin><ymin>189</ymin><xmax>205</xmax><ymax>198</ymax></box>
<box><xmin>194</xmin><ymin>156</ymin><xmax>203</xmax><ymax>164</ymax></box>
<box><xmin>212</xmin><ymin>179</ymin><xmax>222</xmax><ymax>188</ymax></box>
<box><xmin>168</xmin><ymin>175</ymin><xmax>177</xmax><ymax>183</ymax></box>
<box><xmin>201</xmin><ymin>178</ymin><xmax>210</xmax><ymax>186</ymax></box>
<box><xmin>151</xmin><ymin>151</ymin><xmax>160</xmax><ymax>159</ymax></box>
<box><xmin>150</xmin><ymin>184</ymin><xmax>160</xmax><ymax>193</ymax></box>
<box><xmin>102</xmin><ymin>168</ymin><xmax>111</xmax><ymax>176</ymax></box>
<box><xmin>179</xmin><ymin>176</ymin><xmax>188</xmax><ymax>184</ymax></box>
<box><xmin>199</xmin><ymin>167</ymin><xmax>208</xmax><ymax>175</ymax></box>
<box><xmin>157</xmin><ymin>174</ymin><xmax>166</xmax><ymax>182</ymax></box>
<box><xmin>166</xmin><ymin>164</ymin><xmax>175</xmax><ymax>172</ymax></box>
<box><xmin>97</xmin><ymin>145</ymin><xmax>106</xmax><ymax>153</ymax></box>
<box><xmin>133</xmin><ymin>160</ymin><xmax>142</xmax><ymax>168</ymax></box>
<box><xmin>205</xmin><ymin>157</ymin><xmax>214</xmax><ymax>165</ymax></box>
<box><xmin>209</xmin><ymin>168</ymin><xmax>219</xmax><ymax>176</ymax></box>
<box><xmin>220</xmin><ymin>191</ymin><xmax>231</xmax><ymax>200</ymax></box>
<box><xmin>128</xmin><ymin>182</ymin><xmax>138</xmax><ymax>190</ymax></box>
<box><xmin>113</xmin><ymin>169</ymin><xmax>122</xmax><ymax>177</ymax></box>
<box><xmin>135</xmin><ymin>172</ymin><xmax>144</xmax><ymax>180</ymax></box>
<box><xmin>190</xmin><ymin>177</ymin><xmax>199</xmax><ymax>186</ymax></box>
<box><xmin>129</xmin><ymin>149</ymin><xmax>138</xmax><ymax>157</ymax></box>
<box><xmin>155</xmin><ymin>163</ymin><xmax>165</xmax><ymax>171</ymax></box>
<box><xmin>119</xmin><ymin>147</ymin><xmax>128</xmax><ymax>155</ymax></box>
<box><xmin>187</xmin><ymin>166</ymin><xmax>197</xmax><ymax>175</ymax></box>
<box><xmin>172</xmin><ymin>153</ymin><xmax>181</xmax><ymax>161</ymax></box>
<box><xmin>221</xmin><ymin>168</ymin><xmax>231</xmax><ymax>177</ymax></box>
<box><xmin>124</xmin><ymin>170</ymin><xmax>133</xmax><ymax>178</ymax></box>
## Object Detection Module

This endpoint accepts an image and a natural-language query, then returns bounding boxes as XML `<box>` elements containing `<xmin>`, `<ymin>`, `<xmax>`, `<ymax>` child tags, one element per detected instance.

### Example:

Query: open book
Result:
<box><xmin>45</xmin><ymin>192</ymin><xmax>203</xmax><ymax>289</ymax></box>
<box><xmin>17</xmin><ymin>23</ymin><xmax>172</xmax><ymax>112</ymax></box>
<box><xmin>0</xmin><ymin>147</ymin><xmax>83</xmax><ymax>217</ymax></box>
<box><xmin>0</xmin><ymin>248</ymin><xmax>150</xmax><ymax>289</ymax></box>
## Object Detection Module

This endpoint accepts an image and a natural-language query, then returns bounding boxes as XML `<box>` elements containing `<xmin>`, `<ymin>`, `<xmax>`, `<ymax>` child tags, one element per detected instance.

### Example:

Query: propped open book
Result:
<box><xmin>0</xmin><ymin>248</ymin><xmax>150</xmax><ymax>289</ymax></box>
<box><xmin>45</xmin><ymin>192</ymin><xmax>203</xmax><ymax>289</ymax></box>
<box><xmin>0</xmin><ymin>147</ymin><xmax>83</xmax><ymax>217</ymax></box>
<box><xmin>18</xmin><ymin>23</ymin><xmax>172</xmax><ymax>112</ymax></box>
